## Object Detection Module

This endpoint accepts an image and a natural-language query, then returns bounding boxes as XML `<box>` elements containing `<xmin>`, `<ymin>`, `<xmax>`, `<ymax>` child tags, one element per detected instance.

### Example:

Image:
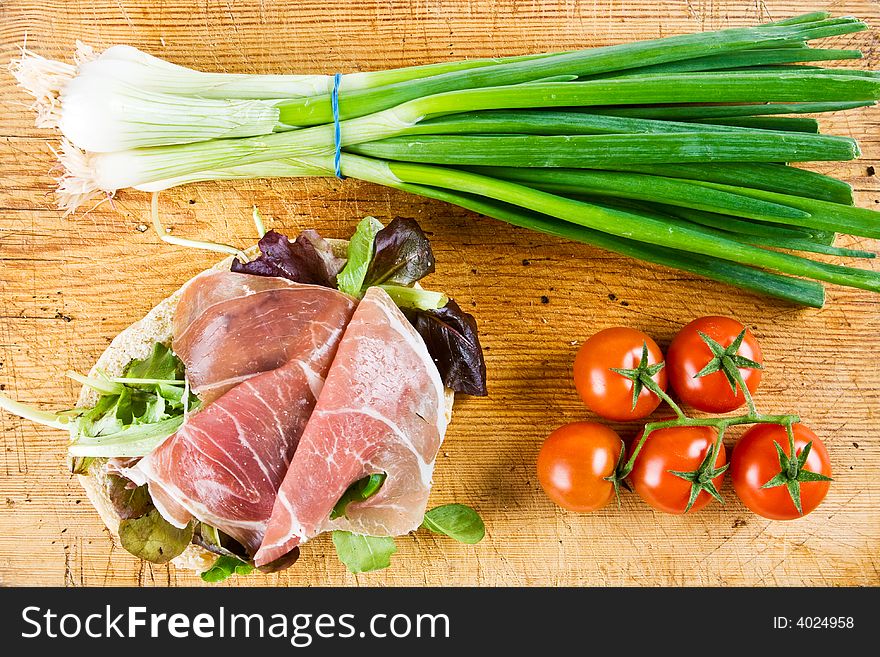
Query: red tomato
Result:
<box><xmin>537</xmin><ymin>422</ymin><xmax>622</xmax><ymax>512</ymax></box>
<box><xmin>666</xmin><ymin>316</ymin><xmax>763</xmax><ymax>413</ymax></box>
<box><xmin>730</xmin><ymin>423</ymin><xmax>831</xmax><ymax>520</ymax></box>
<box><xmin>573</xmin><ymin>327</ymin><xmax>667</xmax><ymax>421</ymax></box>
<box><xmin>629</xmin><ymin>424</ymin><xmax>726</xmax><ymax>514</ymax></box>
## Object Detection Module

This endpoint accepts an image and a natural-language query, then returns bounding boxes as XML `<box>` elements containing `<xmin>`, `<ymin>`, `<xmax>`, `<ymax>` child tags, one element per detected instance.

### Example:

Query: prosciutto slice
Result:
<box><xmin>173</xmin><ymin>271</ymin><xmax>353</xmax><ymax>403</ymax></box>
<box><xmin>134</xmin><ymin>272</ymin><xmax>356</xmax><ymax>555</ymax></box>
<box><xmin>255</xmin><ymin>286</ymin><xmax>448</xmax><ymax>566</ymax></box>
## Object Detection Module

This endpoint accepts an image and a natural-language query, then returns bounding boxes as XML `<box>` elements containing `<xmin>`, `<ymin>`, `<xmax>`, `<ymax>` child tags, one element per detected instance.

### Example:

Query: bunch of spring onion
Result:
<box><xmin>12</xmin><ymin>12</ymin><xmax>880</xmax><ymax>307</ymax></box>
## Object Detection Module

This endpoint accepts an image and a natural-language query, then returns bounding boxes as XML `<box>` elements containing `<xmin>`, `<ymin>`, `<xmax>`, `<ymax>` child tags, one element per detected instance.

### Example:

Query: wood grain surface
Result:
<box><xmin>1</xmin><ymin>0</ymin><xmax>878</xmax><ymax>587</ymax></box>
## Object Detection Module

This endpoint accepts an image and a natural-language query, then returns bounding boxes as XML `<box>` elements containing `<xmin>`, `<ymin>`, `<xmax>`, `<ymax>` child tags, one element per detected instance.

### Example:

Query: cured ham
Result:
<box><xmin>255</xmin><ymin>286</ymin><xmax>448</xmax><ymax>566</ymax></box>
<box><xmin>173</xmin><ymin>271</ymin><xmax>354</xmax><ymax>403</ymax></box>
<box><xmin>0</xmin><ymin>217</ymin><xmax>489</xmax><ymax>574</ymax></box>
<box><xmin>134</xmin><ymin>271</ymin><xmax>356</xmax><ymax>554</ymax></box>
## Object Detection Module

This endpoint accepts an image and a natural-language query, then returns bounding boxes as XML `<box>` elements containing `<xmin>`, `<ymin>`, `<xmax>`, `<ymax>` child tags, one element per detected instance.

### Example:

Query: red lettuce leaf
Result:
<box><xmin>103</xmin><ymin>472</ymin><xmax>153</xmax><ymax>520</ymax></box>
<box><xmin>232</xmin><ymin>229</ymin><xmax>345</xmax><ymax>287</ymax></box>
<box><xmin>404</xmin><ymin>300</ymin><xmax>488</xmax><ymax>396</ymax></box>
<box><xmin>363</xmin><ymin>218</ymin><xmax>435</xmax><ymax>287</ymax></box>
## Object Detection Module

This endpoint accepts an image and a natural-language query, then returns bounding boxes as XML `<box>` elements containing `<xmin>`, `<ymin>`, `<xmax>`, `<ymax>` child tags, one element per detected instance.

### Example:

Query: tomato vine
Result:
<box><xmin>611</xmin><ymin>329</ymin><xmax>828</xmax><ymax>514</ymax></box>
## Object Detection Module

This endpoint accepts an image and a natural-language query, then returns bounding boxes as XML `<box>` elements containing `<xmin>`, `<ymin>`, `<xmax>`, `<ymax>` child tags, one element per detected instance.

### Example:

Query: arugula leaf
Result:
<box><xmin>67</xmin><ymin>343</ymin><xmax>197</xmax><ymax>458</ymax></box>
<box><xmin>124</xmin><ymin>342</ymin><xmax>185</xmax><ymax>382</ymax></box>
<box><xmin>78</xmin><ymin>389</ymin><xmax>129</xmax><ymax>436</ymax></box>
<box><xmin>337</xmin><ymin>216</ymin><xmax>384</xmax><ymax>297</ymax></box>
<box><xmin>363</xmin><ymin>218</ymin><xmax>435</xmax><ymax>288</ymax></box>
<box><xmin>331</xmin><ymin>531</ymin><xmax>397</xmax><ymax>573</ymax></box>
<box><xmin>403</xmin><ymin>300</ymin><xmax>488</xmax><ymax>396</ymax></box>
<box><xmin>118</xmin><ymin>508</ymin><xmax>194</xmax><ymax>564</ymax></box>
<box><xmin>232</xmin><ymin>229</ymin><xmax>345</xmax><ymax>287</ymax></box>
<box><xmin>68</xmin><ymin>415</ymin><xmax>186</xmax><ymax>458</ymax></box>
<box><xmin>330</xmin><ymin>473</ymin><xmax>386</xmax><ymax>520</ymax></box>
<box><xmin>200</xmin><ymin>555</ymin><xmax>254</xmax><ymax>583</ymax></box>
<box><xmin>422</xmin><ymin>504</ymin><xmax>485</xmax><ymax>544</ymax></box>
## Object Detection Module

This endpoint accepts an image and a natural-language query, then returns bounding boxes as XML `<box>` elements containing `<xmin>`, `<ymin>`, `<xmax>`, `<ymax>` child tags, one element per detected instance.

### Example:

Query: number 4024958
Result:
<box><xmin>774</xmin><ymin>617</ymin><xmax>854</xmax><ymax>629</ymax></box>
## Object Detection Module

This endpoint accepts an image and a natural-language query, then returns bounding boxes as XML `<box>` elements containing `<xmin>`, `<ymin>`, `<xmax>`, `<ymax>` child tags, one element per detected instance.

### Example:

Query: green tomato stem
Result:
<box><xmin>643</xmin><ymin>375</ymin><xmax>686</xmax><ymax>419</ymax></box>
<box><xmin>618</xmin><ymin>411</ymin><xmax>799</xmax><ymax>479</ymax></box>
<box><xmin>785</xmin><ymin>420</ymin><xmax>799</xmax><ymax>479</ymax></box>
<box><xmin>705</xmin><ymin>426</ymin><xmax>726</xmax><ymax>482</ymax></box>
<box><xmin>727</xmin><ymin>356</ymin><xmax>760</xmax><ymax>415</ymax></box>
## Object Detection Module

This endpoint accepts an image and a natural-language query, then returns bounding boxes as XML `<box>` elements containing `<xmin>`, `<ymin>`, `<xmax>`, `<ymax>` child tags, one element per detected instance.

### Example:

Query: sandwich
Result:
<box><xmin>0</xmin><ymin>209</ymin><xmax>487</xmax><ymax>580</ymax></box>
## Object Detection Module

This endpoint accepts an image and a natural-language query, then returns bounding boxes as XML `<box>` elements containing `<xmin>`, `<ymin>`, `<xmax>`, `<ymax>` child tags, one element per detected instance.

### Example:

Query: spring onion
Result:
<box><xmin>601</xmin><ymin>162</ymin><xmax>854</xmax><ymax>204</ymax></box>
<box><xmin>464</xmin><ymin>167</ymin><xmax>812</xmax><ymax>222</ymax></box>
<box><xmin>52</xmin><ymin>72</ymin><xmax>878</xmax><ymax>207</ymax></box>
<box><xmin>13</xmin><ymin>12</ymin><xmax>880</xmax><ymax>306</ymax></box>
<box><xmin>690</xmin><ymin>117</ymin><xmax>820</xmax><ymax>132</ymax></box>
<box><xmin>406</xmin><ymin>109</ymin><xmax>797</xmax><ymax>136</ymax></box>
<box><xmin>590</xmin><ymin>100</ymin><xmax>876</xmax><ymax>120</ymax></box>
<box><xmin>587</xmin><ymin>47</ymin><xmax>864</xmax><ymax>78</ymax></box>
<box><xmin>348</xmin><ymin>132</ymin><xmax>861</xmax><ymax>166</ymax></box>
<box><xmin>391</xmin><ymin>184</ymin><xmax>828</xmax><ymax>308</ymax></box>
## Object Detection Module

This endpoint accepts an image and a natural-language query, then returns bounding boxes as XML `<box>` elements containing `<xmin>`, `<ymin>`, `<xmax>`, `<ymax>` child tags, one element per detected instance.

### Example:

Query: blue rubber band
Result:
<box><xmin>331</xmin><ymin>73</ymin><xmax>344</xmax><ymax>179</ymax></box>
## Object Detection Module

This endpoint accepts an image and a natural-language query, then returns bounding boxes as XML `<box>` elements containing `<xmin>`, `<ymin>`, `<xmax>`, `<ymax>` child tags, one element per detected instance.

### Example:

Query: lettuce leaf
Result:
<box><xmin>232</xmin><ymin>229</ymin><xmax>345</xmax><ymax>287</ymax></box>
<box><xmin>200</xmin><ymin>555</ymin><xmax>254</xmax><ymax>583</ymax></box>
<box><xmin>421</xmin><ymin>504</ymin><xmax>485</xmax><ymax>544</ymax></box>
<box><xmin>404</xmin><ymin>300</ymin><xmax>488</xmax><ymax>396</ymax></box>
<box><xmin>124</xmin><ymin>342</ymin><xmax>185</xmax><ymax>381</ymax></box>
<box><xmin>68</xmin><ymin>415</ymin><xmax>186</xmax><ymax>458</ymax></box>
<box><xmin>103</xmin><ymin>473</ymin><xmax>153</xmax><ymax>520</ymax></box>
<box><xmin>67</xmin><ymin>343</ymin><xmax>198</xmax><ymax>458</ymax></box>
<box><xmin>332</xmin><ymin>531</ymin><xmax>397</xmax><ymax>573</ymax></box>
<box><xmin>363</xmin><ymin>218</ymin><xmax>435</xmax><ymax>288</ymax></box>
<box><xmin>337</xmin><ymin>216</ymin><xmax>384</xmax><ymax>297</ymax></box>
<box><xmin>379</xmin><ymin>284</ymin><xmax>448</xmax><ymax>310</ymax></box>
<box><xmin>330</xmin><ymin>473</ymin><xmax>386</xmax><ymax>520</ymax></box>
<box><xmin>118</xmin><ymin>508</ymin><xmax>194</xmax><ymax>564</ymax></box>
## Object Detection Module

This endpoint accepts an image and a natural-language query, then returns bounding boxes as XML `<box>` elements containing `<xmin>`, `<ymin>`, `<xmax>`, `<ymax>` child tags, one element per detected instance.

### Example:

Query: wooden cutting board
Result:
<box><xmin>1</xmin><ymin>0</ymin><xmax>878</xmax><ymax>587</ymax></box>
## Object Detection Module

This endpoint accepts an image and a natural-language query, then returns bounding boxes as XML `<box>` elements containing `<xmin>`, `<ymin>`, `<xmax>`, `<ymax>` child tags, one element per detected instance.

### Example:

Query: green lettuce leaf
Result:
<box><xmin>118</xmin><ymin>508</ymin><xmax>194</xmax><ymax>564</ymax></box>
<box><xmin>379</xmin><ymin>284</ymin><xmax>448</xmax><ymax>310</ymax></box>
<box><xmin>67</xmin><ymin>343</ymin><xmax>198</xmax><ymax>458</ymax></box>
<box><xmin>421</xmin><ymin>504</ymin><xmax>485</xmax><ymax>544</ymax></box>
<box><xmin>124</xmin><ymin>342</ymin><xmax>186</xmax><ymax>382</ymax></box>
<box><xmin>330</xmin><ymin>473</ymin><xmax>386</xmax><ymax>520</ymax></box>
<box><xmin>332</xmin><ymin>531</ymin><xmax>397</xmax><ymax>573</ymax></box>
<box><xmin>68</xmin><ymin>414</ymin><xmax>186</xmax><ymax>458</ymax></box>
<box><xmin>200</xmin><ymin>555</ymin><xmax>254</xmax><ymax>583</ymax></box>
<box><xmin>336</xmin><ymin>216</ymin><xmax>384</xmax><ymax>297</ymax></box>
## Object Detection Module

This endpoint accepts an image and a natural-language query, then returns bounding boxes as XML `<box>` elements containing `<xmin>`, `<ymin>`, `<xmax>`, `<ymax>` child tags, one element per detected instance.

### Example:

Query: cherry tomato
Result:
<box><xmin>730</xmin><ymin>423</ymin><xmax>831</xmax><ymax>520</ymax></box>
<box><xmin>666</xmin><ymin>316</ymin><xmax>763</xmax><ymax>413</ymax></box>
<box><xmin>537</xmin><ymin>422</ymin><xmax>622</xmax><ymax>512</ymax></box>
<box><xmin>629</xmin><ymin>424</ymin><xmax>726</xmax><ymax>514</ymax></box>
<box><xmin>573</xmin><ymin>327</ymin><xmax>667</xmax><ymax>421</ymax></box>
